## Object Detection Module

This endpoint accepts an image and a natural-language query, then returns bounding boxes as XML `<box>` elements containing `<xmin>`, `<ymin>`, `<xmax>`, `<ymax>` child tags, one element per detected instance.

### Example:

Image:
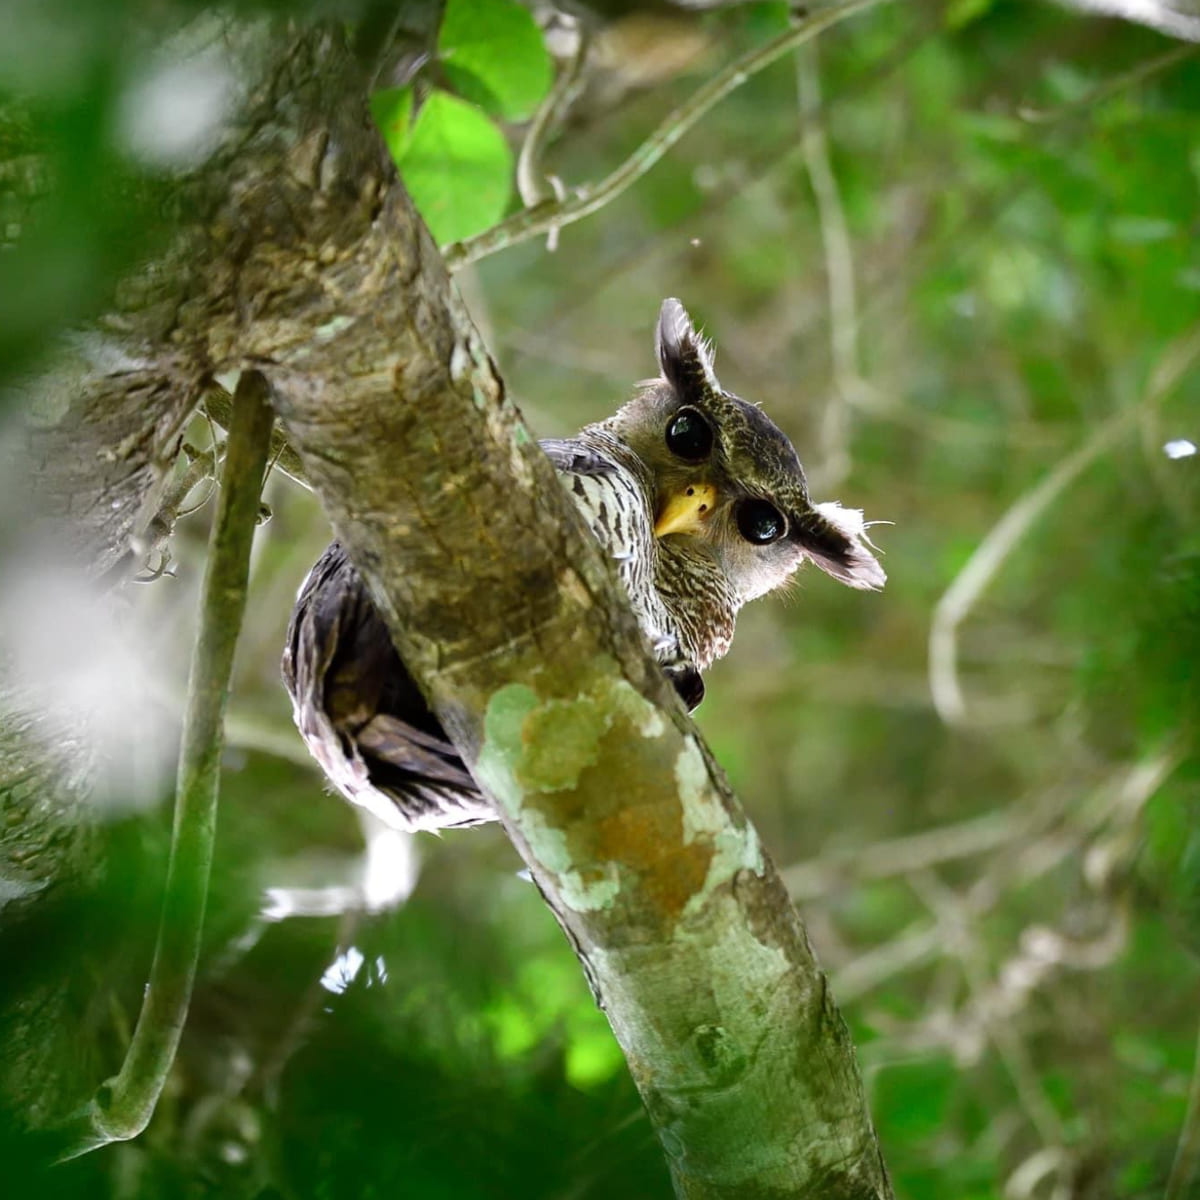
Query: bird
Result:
<box><xmin>283</xmin><ymin>298</ymin><xmax>885</xmax><ymax>832</ymax></box>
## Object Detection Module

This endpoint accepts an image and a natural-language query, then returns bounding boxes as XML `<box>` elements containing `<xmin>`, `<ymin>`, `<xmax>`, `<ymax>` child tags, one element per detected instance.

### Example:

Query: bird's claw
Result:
<box><xmin>663</xmin><ymin>661</ymin><xmax>705</xmax><ymax>713</ymax></box>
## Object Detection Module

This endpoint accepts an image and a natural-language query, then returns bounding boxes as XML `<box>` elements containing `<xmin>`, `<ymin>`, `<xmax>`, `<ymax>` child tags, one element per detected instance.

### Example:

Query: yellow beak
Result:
<box><xmin>654</xmin><ymin>482</ymin><xmax>718</xmax><ymax>538</ymax></box>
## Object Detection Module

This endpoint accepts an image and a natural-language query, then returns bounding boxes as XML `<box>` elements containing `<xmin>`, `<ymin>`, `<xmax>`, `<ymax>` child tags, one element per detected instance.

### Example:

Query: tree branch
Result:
<box><xmin>515</xmin><ymin>17</ymin><xmax>589</xmax><ymax>211</ymax></box>
<box><xmin>1017</xmin><ymin>42</ymin><xmax>1198</xmax><ymax>125</ymax></box>
<box><xmin>202</xmin><ymin>380</ymin><xmax>310</xmax><ymax>490</ymax></box>
<box><xmin>796</xmin><ymin>39</ymin><xmax>863</xmax><ymax>492</ymax></box>
<box><xmin>928</xmin><ymin>321</ymin><xmax>1200</xmax><ymax>725</ymax></box>
<box><xmin>56</xmin><ymin>371</ymin><xmax>273</xmax><ymax>1159</ymax></box>
<box><xmin>1167</xmin><ymin>1011</ymin><xmax>1200</xmax><ymax>1200</ymax></box>
<box><xmin>271</xmin><ymin>177</ymin><xmax>892</xmax><ymax>1199</ymax></box>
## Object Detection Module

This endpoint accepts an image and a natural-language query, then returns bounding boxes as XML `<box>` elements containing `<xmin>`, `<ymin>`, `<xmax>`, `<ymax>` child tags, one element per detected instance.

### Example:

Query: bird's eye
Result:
<box><xmin>665</xmin><ymin>407</ymin><xmax>713</xmax><ymax>461</ymax></box>
<box><xmin>737</xmin><ymin>499</ymin><xmax>785</xmax><ymax>545</ymax></box>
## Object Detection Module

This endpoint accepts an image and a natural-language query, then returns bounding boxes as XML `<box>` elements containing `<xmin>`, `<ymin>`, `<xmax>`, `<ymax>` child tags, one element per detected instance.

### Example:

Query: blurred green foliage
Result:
<box><xmin>4</xmin><ymin>0</ymin><xmax>1200</xmax><ymax>1198</ymax></box>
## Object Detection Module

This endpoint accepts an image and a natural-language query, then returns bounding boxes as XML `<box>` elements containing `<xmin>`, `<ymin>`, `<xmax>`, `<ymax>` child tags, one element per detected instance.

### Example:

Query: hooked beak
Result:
<box><xmin>654</xmin><ymin>482</ymin><xmax>718</xmax><ymax>538</ymax></box>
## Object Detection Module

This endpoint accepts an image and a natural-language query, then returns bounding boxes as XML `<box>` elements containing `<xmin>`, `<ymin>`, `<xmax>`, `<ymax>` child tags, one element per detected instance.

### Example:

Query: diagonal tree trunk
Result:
<box><xmin>269</xmin><ymin>180</ymin><xmax>892</xmax><ymax>1200</ymax></box>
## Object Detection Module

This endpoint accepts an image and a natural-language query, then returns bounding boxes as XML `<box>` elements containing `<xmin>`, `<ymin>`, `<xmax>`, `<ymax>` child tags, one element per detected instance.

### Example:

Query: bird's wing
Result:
<box><xmin>283</xmin><ymin>542</ymin><xmax>491</xmax><ymax>832</ymax></box>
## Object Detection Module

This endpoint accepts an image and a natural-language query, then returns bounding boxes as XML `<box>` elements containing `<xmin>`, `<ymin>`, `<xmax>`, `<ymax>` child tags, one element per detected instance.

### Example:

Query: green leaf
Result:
<box><xmin>396</xmin><ymin>90</ymin><xmax>513</xmax><ymax>245</ymax></box>
<box><xmin>437</xmin><ymin>0</ymin><xmax>552</xmax><ymax>121</ymax></box>
<box><xmin>370</xmin><ymin>86</ymin><xmax>415</xmax><ymax>160</ymax></box>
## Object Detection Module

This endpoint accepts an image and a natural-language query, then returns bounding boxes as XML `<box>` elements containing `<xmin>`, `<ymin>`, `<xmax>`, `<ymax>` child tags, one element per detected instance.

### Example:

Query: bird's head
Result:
<box><xmin>604</xmin><ymin>298</ymin><xmax>886</xmax><ymax>605</ymax></box>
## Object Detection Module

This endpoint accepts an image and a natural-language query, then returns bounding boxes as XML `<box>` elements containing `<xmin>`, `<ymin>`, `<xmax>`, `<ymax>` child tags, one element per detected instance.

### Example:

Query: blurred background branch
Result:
<box><xmin>929</xmin><ymin>322</ymin><xmax>1200</xmax><ymax>726</ymax></box>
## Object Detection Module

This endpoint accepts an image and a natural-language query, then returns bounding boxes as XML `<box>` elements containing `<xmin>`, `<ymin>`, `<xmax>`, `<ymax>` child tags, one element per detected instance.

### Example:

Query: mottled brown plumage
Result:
<box><xmin>283</xmin><ymin>299</ymin><xmax>884</xmax><ymax>831</ymax></box>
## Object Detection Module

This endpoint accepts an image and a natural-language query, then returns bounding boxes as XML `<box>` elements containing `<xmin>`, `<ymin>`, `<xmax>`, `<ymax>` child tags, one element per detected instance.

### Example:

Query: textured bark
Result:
<box><xmin>15</xmin><ymin>21</ymin><xmax>398</xmax><ymax>577</ymax></box>
<box><xmin>2</xmin><ymin>16</ymin><xmax>892</xmax><ymax>1196</ymax></box>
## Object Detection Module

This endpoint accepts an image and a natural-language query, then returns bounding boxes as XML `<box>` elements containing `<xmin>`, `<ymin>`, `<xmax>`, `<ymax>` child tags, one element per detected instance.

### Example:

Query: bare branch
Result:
<box><xmin>203</xmin><ymin>380</ymin><xmax>310</xmax><ymax>490</ymax></box>
<box><xmin>928</xmin><ymin>322</ymin><xmax>1200</xmax><ymax>725</ymax></box>
<box><xmin>783</xmin><ymin>800</ymin><xmax>1061</xmax><ymax>901</ymax></box>
<box><xmin>796</xmin><ymin>40</ymin><xmax>863</xmax><ymax>491</ymax></box>
<box><xmin>1167</xmin><ymin>1013</ymin><xmax>1200</xmax><ymax>1200</ymax></box>
<box><xmin>443</xmin><ymin>0</ymin><xmax>894</xmax><ymax>270</ymax></box>
<box><xmin>516</xmin><ymin>18</ymin><xmax>589</xmax><ymax>211</ymax></box>
<box><xmin>1017</xmin><ymin>42</ymin><xmax>1198</xmax><ymax>125</ymax></box>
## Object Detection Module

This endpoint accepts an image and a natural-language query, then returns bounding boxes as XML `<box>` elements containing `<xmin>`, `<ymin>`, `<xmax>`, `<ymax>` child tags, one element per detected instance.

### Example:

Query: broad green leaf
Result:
<box><xmin>396</xmin><ymin>89</ymin><xmax>513</xmax><ymax>245</ymax></box>
<box><xmin>370</xmin><ymin>85</ymin><xmax>415</xmax><ymax>160</ymax></box>
<box><xmin>437</xmin><ymin>0</ymin><xmax>552</xmax><ymax>121</ymax></box>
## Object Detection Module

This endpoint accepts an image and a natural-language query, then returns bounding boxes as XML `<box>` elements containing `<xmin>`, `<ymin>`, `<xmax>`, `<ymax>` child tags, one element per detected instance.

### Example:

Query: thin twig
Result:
<box><xmin>516</xmin><ymin>18</ymin><xmax>589</xmax><ymax>210</ymax></box>
<box><xmin>443</xmin><ymin>0</ymin><xmax>894</xmax><ymax>271</ymax></box>
<box><xmin>1005</xmin><ymin>1144</ymin><xmax>1071</xmax><ymax>1200</ymax></box>
<box><xmin>832</xmin><ymin>919</ymin><xmax>944</xmax><ymax>1004</ymax></box>
<box><xmin>223</xmin><ymin>709</ymin><xmax>316</xmax><ymax>768</ymax></box>
<box><xmin>928</xmin><ymin>321</ymin><xmax>1200</xmax><ymax>725</ymax></box>
<box><xmin>829</xmin><ymin>747</ymin><xmax>1178</xmax><ymax>1013</ymax></box>
<box><xmin>57</xmin><ymin>371</ymin><xmax>275</xmax><ymax>1159</ymax></box>
<box><xmin>957</xmin><ymin>900</ymin><xmax>1068</xmax><ymax>1152</ymax></box>
<box><xmin>129</xmin><ymin>446</ymin><xmax>216</xmax><ymax>582</ymax></box>
<box><xmin>783</xmin><ymin>798</ymin><xmax>1062</xmax><ymax>901</ymax></box>
<box><xmin>507</xmin><ymin>10</ymin><xmax>940</xmax><ymax>353</ymax></box>
<box><xmin>203</xmin><ymin>379</ymin><xmax>310</xmax><ymax>490</ymax></box>
<box><xmin>796</xmin><ymin>39</ymin><xmax>862</xmax><ymax>491</ymax></box>
<box><xmin>1018</xmin><ymin>43</ymin><xmax>1198</xmax><ymax>125</ymax></box>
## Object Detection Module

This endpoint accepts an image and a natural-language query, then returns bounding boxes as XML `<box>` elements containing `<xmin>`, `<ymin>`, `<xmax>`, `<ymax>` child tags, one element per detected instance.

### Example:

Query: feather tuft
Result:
<box><xmin>804</xmin><ymin>502</ymin><xmax>887</xmax><ymax>590</ymax></box>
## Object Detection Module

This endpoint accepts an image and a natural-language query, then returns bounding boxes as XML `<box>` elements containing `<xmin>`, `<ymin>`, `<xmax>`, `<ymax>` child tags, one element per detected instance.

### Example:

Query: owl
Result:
<box><xmin>283</xmin><ymin>299</ymin><xmax>884</xmax><ymax>832</ymax></box>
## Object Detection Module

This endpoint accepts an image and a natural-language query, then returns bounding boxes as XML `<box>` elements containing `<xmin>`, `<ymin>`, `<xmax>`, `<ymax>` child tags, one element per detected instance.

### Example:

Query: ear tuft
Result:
<box><xmin>656</xmin><ymin>298</ymin><xmax>719</xmax><ymax>397</ymax></box>
<box><xmin>796</xmin><ymin>502</ymin><xmax>887</xmax><ymax>591</ymax></box>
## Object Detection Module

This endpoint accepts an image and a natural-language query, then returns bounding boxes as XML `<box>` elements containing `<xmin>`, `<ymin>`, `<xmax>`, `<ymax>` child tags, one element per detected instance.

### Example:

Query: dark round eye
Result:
<box><xmin>665</xmin><ymin>407</ymin><xmax>713</xmax><ymax>461</ymax></box>
<box><xmin>737</xmin><ymin>499</ymin><xmax>785</xmax><ymax>545</ymax></box>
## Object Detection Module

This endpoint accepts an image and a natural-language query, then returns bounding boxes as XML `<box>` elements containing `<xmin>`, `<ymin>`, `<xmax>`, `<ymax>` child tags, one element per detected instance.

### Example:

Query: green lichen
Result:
<box><xmin>675</xmin><ymin>737</ymin><xmax>709</xmax><ymax>819</ymax></box>
<box><xmin>475</xmin><ymin>672</ymin><xmax>668</xmax><ymax>913</ymax></box>
<box><xmin>517</xmin><ymin>697</ymin><xmax>607</xmax><ymax>792</ymax></box>
<box><xmin>480</xmin><ymin>672</ymin><xmax>665</xmax><ymax>802</ymax></box>
<box><xmin>474</xmin><ymin>682</ymin><xmax>539</xmax><ymax>816</ymax></box>
<box><xmin>608</xmin><ymin>675</ymin><xmax>665</xmax><ymax>738</ymax></box>
<box><xmin>675</xmin><ymin>736</ymin><xmax>763</xmax><ymax>918</ymax></box>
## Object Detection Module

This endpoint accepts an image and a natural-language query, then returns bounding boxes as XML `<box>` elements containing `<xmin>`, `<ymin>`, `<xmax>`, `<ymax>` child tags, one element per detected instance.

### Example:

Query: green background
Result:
<box><xmin>3</xmin><ymin>1</ymin><xmax>1200</xmax><ymax>1197</ymax></box>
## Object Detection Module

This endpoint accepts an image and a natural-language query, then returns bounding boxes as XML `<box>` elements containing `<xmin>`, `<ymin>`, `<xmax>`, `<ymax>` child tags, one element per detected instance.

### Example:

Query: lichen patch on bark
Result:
<box><xmin>476</xmin><ymin>674</ymin><xmax>714</xmax><ymax>919</ymax></box>
<box><xmin>474</xmin><ymin>682</ymin><xmax>539</xmax><ymax>815</ymax></box>
<box><xmin>675</xmin><ymin>737</ymin><xmax>764</xmax><ymax>920</ymax></box>
<box><xmin>517</xmin><ymin>696</ymin><xmax>609</xmax><ymax>793</ymax></box>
